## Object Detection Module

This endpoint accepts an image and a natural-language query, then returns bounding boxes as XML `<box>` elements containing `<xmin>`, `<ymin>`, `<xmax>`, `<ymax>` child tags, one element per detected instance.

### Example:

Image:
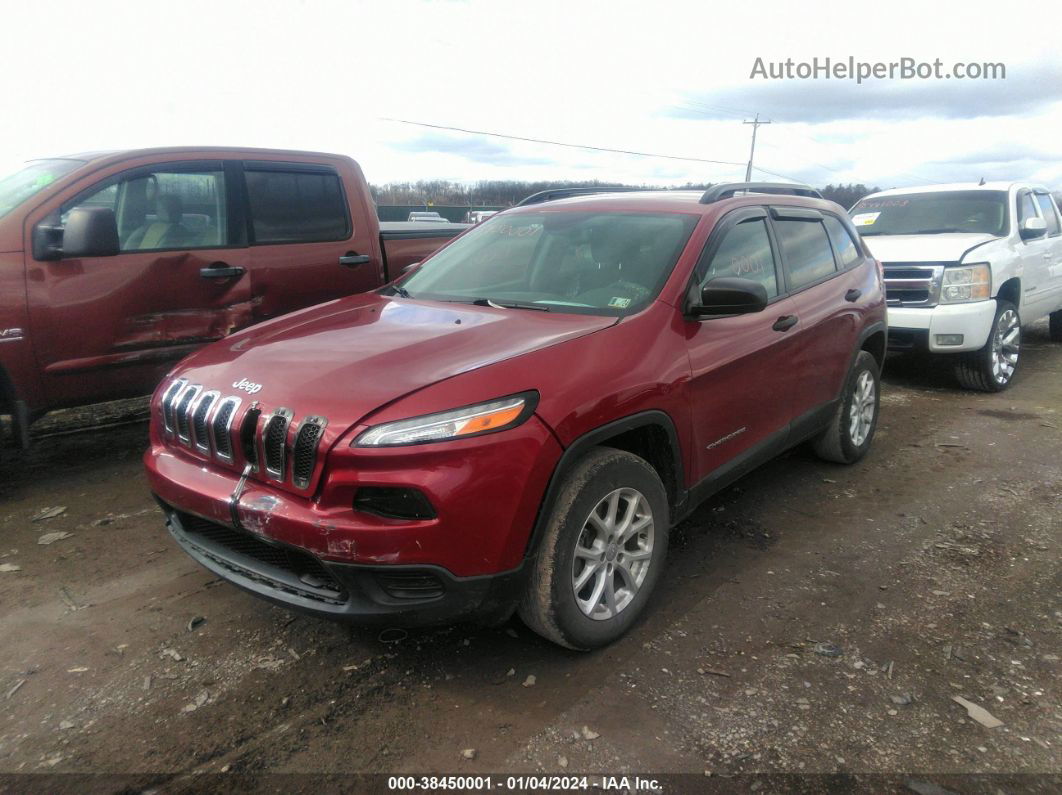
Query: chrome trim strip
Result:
<box><xmin>161</xmin><ymin>378</ymin><xmax>187</xmax><ymax>435</ymax></box>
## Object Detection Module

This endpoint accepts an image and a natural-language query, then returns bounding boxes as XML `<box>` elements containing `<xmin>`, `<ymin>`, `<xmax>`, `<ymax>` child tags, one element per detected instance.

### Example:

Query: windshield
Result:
<box><xmin>0</xmin><ymin>159</ymin><xmax>82</xmax><ymax>219</ymax></box>
<box><xmin>392</xmin><ymin>211</ymin><xmax>699</xmax><ymax>316</ymax></box>
<box><xmin>850</xmin><ymin>190</ymin><xmax>1008</xmax><ymax>237</ymax></box>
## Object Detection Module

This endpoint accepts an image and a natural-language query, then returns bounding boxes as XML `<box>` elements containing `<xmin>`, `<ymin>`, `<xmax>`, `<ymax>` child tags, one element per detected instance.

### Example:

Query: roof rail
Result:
<box><xmin>516</xmin><ymin>186</ymin><xmax>648</xmax><ymax>207</ymax></box>
<box><xmin>699</xmin><ymin>182</ymin><xmax>822</xmax><ymax>204</ymax></box>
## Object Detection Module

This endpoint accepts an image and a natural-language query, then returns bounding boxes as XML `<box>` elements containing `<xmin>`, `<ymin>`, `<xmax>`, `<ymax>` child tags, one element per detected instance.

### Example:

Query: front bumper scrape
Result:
<box><xmin>159</xmin><ymin>499</ymin><xmax>523</xmax><ymax>626</ymax></box>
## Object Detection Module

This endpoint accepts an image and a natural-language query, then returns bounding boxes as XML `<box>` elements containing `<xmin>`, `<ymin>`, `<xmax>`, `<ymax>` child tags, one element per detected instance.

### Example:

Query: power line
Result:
<box><xmin>379</xmin><ymin>117</ymin><xmax>750</xmax><ymax>169</ymax></box>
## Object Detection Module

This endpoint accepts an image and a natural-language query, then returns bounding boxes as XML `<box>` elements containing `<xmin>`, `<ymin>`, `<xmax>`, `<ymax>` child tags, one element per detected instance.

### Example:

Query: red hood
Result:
<box><xmin>168</xmin><ymin>292</ymin><xmax>617</xmax><ymax>432</ymax></box>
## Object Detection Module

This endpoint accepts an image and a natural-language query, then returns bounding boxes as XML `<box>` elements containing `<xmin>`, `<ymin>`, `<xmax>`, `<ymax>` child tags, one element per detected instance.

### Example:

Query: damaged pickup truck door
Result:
<box><xmin>25</xmin><ymin>160</ymin><xmax>254</xmax><ymax>409</ymax></box>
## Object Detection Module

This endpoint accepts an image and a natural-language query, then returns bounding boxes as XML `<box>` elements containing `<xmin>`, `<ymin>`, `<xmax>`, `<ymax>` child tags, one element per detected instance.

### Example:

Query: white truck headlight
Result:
<box><xmin>939</xmin><ymin>263</ymin><xmax>991</xmax><ymax>304</ymax></box>
<box><xmin>354</xmin><ymin>392</ymin><xmax>538</xmax><ymax>447</ymax></box>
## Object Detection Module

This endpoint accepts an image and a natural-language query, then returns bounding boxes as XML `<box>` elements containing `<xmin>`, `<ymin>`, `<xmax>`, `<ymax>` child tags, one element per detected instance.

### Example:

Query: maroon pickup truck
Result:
<box><xmin>0</xmin><ymin>147</ymin><xmax>464</xmax><ymax>447</ymax></box>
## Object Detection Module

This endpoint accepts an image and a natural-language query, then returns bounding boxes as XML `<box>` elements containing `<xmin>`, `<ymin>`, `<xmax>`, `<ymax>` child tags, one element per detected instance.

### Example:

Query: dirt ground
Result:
<box><xmin>0</xmin><ymin>324</ymin><xmax>1059</xmax><ymax>793</ymax></box>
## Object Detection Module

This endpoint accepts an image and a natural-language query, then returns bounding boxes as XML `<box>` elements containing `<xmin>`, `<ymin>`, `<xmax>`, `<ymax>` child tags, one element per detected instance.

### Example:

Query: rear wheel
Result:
<box><xmin>1049</xmin><ymin>309</ymin><xmax>1062</xmax><ymax>342</ymax></box>
<box><xmin>954</xmin><ymin>300</ymin><xmax>1021</xmax><ymax>392</ymax></box>
<box><xmin>812</xmin><ymin>350</ymin><xmax>880</xmax><ymax>464</ymax></box>
<box><xmin>519</xmin><ymin>448</ymin><xmax>669</xmax><ymax>650</ymax></box>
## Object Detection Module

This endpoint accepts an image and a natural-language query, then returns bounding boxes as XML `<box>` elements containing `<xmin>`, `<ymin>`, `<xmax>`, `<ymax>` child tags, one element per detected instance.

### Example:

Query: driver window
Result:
<box><xmin>1017</xmin><ymin>191</ymin><xmax>1039</xmax><ymax>225</ymax></box>
<box><xmin>698</xmin><ymin>218</ymin><xmax>778</xmax><ymax>298</ymax></box>
<box><xmin>61</xmin><ymin>167</ymin><xmax>228</xmax><ymax>252</ymax></box>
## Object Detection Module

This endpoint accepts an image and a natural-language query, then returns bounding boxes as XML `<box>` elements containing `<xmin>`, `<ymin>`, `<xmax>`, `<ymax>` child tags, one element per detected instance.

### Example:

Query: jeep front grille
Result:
<box><xmin>262</xmin><ymin>409</ymin><xmax>293</xmax><ymax>481</ymax></box>
<box><xmin>174</xmin><ymin>384</ymin><xmax>201</xmax><ymax>445</ymax></box>
<box><xmin>211</xmin><ymin>397</ymin><xmax>241</xmax><ymax>462</ymax></box>
<box><xmin>191</xmin><ymin>391</ymin><xmax>218</xmax><ymax>453</ymax></box>
<box><xmin>158</xmin><ymin>379</ymin><xmax>327</xmax><ymax>488</ymax></box>
<box><xmin>292</xmin><ymin>416</ymin><xmax>327</xmax><ymax>489</ymax></box>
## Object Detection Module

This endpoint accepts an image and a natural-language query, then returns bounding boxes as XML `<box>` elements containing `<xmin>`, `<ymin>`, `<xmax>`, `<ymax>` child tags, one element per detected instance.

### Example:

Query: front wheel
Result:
<box><xmin>954</xmin><ymin>300</ymin><xmax>1021</xmax><ymax>392</ymax></box>
<box><xmin>812</xmin><ymin>350</ymin><xmax>880</xmax><ymax>464</ymax></box>
<box><xmin>519</xmin><ymin>448</ymin><xmax>669</xmax><ymax>650</ymax></box>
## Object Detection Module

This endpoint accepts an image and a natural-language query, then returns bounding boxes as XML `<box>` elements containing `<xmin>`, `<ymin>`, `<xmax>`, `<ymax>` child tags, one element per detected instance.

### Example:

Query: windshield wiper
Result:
<box><xmin>388</xmin><ymin>285</ymin><xmax>412</xmax><ymax>298</ymax></box>
<box><xmin>471</xmin><ymin>298</ymin><xmax>550</xmax><ymax>311</ymax></box>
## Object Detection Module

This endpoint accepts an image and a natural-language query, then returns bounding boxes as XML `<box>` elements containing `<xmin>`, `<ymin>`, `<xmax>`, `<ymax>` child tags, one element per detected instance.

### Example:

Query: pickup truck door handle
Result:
<box><xmin>845</xmin><ymin>288</ymin><xmax>862</xmax><ymax>302</ymax></box>
<box><xmin>772</xmin><ymin>315</ymin><xmax>798</xmax><ymax>332</ymax></box>
<box><xmin>199</xmin><ymin>263</ymin><xmax>245</xmax><ymax>279</ymax></box>
<box><xmin>339</xmin><ymin>253</ymin><xmax>371</xmax><ymax>267</ymax></box>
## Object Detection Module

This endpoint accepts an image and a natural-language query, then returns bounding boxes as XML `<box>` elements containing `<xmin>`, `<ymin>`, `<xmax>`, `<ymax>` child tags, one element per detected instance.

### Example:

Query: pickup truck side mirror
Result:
<box><xmin>62</xmin><ymin>207</ymin><xmax>120</xmax><ymax>258</ymax></box>
<box><xmin>1019</xmin><ymin>217</ymin><xmax>1047</xmax><ymax>241</ymax></box>
<box><xmin>690</xmin><ymin>277</ymin><xmax>769</xmax><ymax>317</ymax></box>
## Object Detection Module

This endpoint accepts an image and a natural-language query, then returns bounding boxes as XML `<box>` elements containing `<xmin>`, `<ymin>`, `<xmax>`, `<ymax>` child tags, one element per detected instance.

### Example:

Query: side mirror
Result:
<box><xmin>1019</xmin><ymin>216</ymin><xmax>1047</xmax><ymax>241</ymax></box>
<box><xmin>62</xmin><ymin>207</ymin><xmax>120</xmax><ymax>258</ymax></box>
<box><xmin>691</xmin><ymin>277</ymin><xmax>769</xmax><ymax>317</ymax></box>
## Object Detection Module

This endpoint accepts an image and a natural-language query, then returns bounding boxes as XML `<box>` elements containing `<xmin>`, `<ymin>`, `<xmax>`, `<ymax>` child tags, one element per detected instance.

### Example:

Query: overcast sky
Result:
<box><xmin>3</xmin><ymin>0</ymin><xmax>1060</xmax><ymax>190</ymax></box>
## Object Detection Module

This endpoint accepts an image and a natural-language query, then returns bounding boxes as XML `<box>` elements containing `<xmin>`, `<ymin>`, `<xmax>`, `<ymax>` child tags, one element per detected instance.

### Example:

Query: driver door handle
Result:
<box><xmin>200</xmin><ymin>263</ymin><xmax>245</xmax><ymax>279</ymax></box>
<box><xmin>339</xmin><ymin>253</ymin><xmax>371</xmax><ymax>267</ymax></box>
<box><xmin>772</xmin><ymin>315</ymin><xmax>798</xmax><ymax>332</ymax></box>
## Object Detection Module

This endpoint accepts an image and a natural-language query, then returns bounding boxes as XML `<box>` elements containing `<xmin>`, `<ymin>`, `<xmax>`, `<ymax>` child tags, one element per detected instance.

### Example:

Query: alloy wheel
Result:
<box><xmin>990</xmin><ymin>309</ymin><xmax>1020</xmax><ymax>385</ymax></box>
<box><xmin>848</xmin><ymin>370</ymin><xmax>876</xmax><ymax>447</ymax></box>
<box><xmin>571</xmin><ymin>488</ymin><xmax>655</xmax><ymax>620</ymax></box>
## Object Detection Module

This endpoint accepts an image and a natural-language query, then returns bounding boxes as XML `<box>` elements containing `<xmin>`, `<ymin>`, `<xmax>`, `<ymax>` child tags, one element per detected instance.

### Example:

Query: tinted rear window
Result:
<box><xmin>244</xmin><ymin>168</ymin><xmax>350</xmax><ymax>244</ymax></box>
<box><xmin>774</xmin><ymin>219</ymin><xmax>837</xmax><ymax>289</ymax></box>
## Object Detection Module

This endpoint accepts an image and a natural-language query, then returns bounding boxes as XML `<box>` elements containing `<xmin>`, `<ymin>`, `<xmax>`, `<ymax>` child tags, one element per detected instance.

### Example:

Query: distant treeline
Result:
<box><xmin>369</xmin><ymin>180</ymin><xmax>881</xmax><ymax>209</ymax></box>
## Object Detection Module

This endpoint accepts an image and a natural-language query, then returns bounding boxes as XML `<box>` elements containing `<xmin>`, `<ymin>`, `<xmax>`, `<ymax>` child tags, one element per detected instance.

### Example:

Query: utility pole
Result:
<box><xmin>743</xmin><ymin>114</ymin><xmax>771</xmax><ymax>182</ymax></box>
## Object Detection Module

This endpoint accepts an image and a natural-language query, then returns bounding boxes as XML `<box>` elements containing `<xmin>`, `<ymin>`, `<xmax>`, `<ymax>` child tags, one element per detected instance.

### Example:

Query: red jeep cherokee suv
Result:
<box><xmin>144</xmin><ymin>183</ymin><xmax>886</xmax><ymax>649</ymax></box>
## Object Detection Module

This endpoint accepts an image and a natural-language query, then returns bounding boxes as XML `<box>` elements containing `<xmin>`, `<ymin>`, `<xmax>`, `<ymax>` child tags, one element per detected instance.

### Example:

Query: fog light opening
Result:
<box><xmin>935</xmin><ymin>334</ymin><xmax>964</xmax><ymax>347</ymax></box>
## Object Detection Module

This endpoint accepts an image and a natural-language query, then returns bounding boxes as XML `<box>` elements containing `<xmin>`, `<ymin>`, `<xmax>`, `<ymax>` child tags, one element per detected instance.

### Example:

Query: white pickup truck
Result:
<box><xmin>850</xmin><ymin>183</ymin><xmax>1062</xmax><ymax>391</ymax></box>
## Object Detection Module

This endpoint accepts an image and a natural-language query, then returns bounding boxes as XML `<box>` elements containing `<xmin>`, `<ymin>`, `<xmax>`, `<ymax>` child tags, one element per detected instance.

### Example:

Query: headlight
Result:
<box><xmin>354</xmin><ymin>392</ymin><xmax>538</xmax><ymax>447</ymax></box>
<box><xmin>939</xmin><ymin>263</ymin><xmax>991</xmax><ymax>304</ymax></box>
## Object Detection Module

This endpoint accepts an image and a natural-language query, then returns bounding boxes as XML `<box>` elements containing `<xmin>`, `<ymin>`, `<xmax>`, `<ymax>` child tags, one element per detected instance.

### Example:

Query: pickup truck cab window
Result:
<box><xmin>696</xmin><ymin>216</ymin><xmax>779</xmax><ymax>298</ymax></box>
<box><xmin>61</xmin><ymin>165</ymin><xmax>229</xmax><ymax>251</ymax></box>
<box><xmin>773</xmin><ymin>217</ymin><xmax>837</xmax><ymax>290</ymax></box>
<box><xmin>1017</xmin><ymin>190</ymin><xmax>1040</xmax><ymax>227</ymax></box>
<box><xmin>244</xmin><ymin>165</ymin><xmax>350</xmax><ymax>244</ymax></box>
<box><xmin>852</xmin><ymin>190</ymin><xmax>1008</xmax><ymax>237</ymax></box>
<box><xmin>395</xmin><ymin>211</ymin><xmax>699</xmax><ymax>316</ymax></box>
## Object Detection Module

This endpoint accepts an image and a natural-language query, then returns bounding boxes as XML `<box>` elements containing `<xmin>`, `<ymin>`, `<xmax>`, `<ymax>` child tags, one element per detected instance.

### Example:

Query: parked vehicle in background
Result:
<box><xmin>408</xmin><ymin>211</ymin><xmax>448</xmax><ymax>223</ymax></box>
<box><xmin>145</xmin><ymin>183</ymin><xmax>886</xmax><ymax>649</ymax></box>
<box><xmin>851</xmin><ymin>183</ymin><xmax>1062</xmax><ymax>391</ymax></box>
<box><xmin>467</xmin><ymin>210</ymin><xmax>498</xmax><ymax>224</ymax></box>
<box><xmin>0</xmin><ymin>147</ymin><xmax>465</xmax><ymax>448</ymax></box>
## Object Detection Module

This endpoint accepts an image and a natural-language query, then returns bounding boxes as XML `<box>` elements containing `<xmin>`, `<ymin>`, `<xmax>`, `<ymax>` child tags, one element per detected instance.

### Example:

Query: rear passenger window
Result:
<box><xmin>699</xmin><ymin>218</ymin><xmax>778</xmax><ymax>298</ymax></box>
<box><xmin>823</xmin><ymin>215</ymin><xmax>862</xmax><ymax>268</ymax></box>
<box><xmin>1034</xmin><ymin>193</ymin><xmax>1061</xmax><ymax>236</ymax></box>
<box><xmin>244</xmin><ymin>168</ymin><xmax>350</xmax><ymax>244</ymax></box>
<box><xmin>774</xmin><ymin>219</ymin><xmax>836</xmax><ymax>289</ymax></box>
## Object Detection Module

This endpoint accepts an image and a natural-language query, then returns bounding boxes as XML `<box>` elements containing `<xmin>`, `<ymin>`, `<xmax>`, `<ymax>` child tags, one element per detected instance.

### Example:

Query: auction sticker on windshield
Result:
<box><xmin>851</xmin><ymin>212</ymin><xmax>881</xmax><ymax>226</ymax></box>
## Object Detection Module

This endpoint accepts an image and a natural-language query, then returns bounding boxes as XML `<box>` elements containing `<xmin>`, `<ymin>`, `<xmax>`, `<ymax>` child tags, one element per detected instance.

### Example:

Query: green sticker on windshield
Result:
<box><xmin>608</xmin><ymin>297</ymin><xmax>632</xmax><ymax>308</ymax></box>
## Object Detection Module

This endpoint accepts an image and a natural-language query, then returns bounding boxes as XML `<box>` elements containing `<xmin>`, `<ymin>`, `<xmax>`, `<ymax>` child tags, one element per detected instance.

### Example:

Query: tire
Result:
<box><xmin>953</xmin><ymin>300</ymin><xmax>1021</xmax><ymax>392</ymax></box>
<box><xmin>1050</xmin><ymin>310</ymin><xmax>1062</xmax><ymax>343</ymax></box>
<box><xmin>812</xmin><ymin>350</ymin><xmax>880</xmax><ymax>464</ymax></box>
<box><xmin>519</xmin><ymin>447</ymin><xmax>669</xmax><ymax>650</ymax></box>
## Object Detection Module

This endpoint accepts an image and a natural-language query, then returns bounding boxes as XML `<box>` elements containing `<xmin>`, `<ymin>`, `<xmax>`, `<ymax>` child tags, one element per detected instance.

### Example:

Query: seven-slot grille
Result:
<box><xmin>160</xmin><ymin>380</ymin><xmax>325</xmax><ymax>489</ymax></box>
<box><xmin>882</xmin><ymin>263</ymin><xmax>947</xmax><ymax>307</ymax></box>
